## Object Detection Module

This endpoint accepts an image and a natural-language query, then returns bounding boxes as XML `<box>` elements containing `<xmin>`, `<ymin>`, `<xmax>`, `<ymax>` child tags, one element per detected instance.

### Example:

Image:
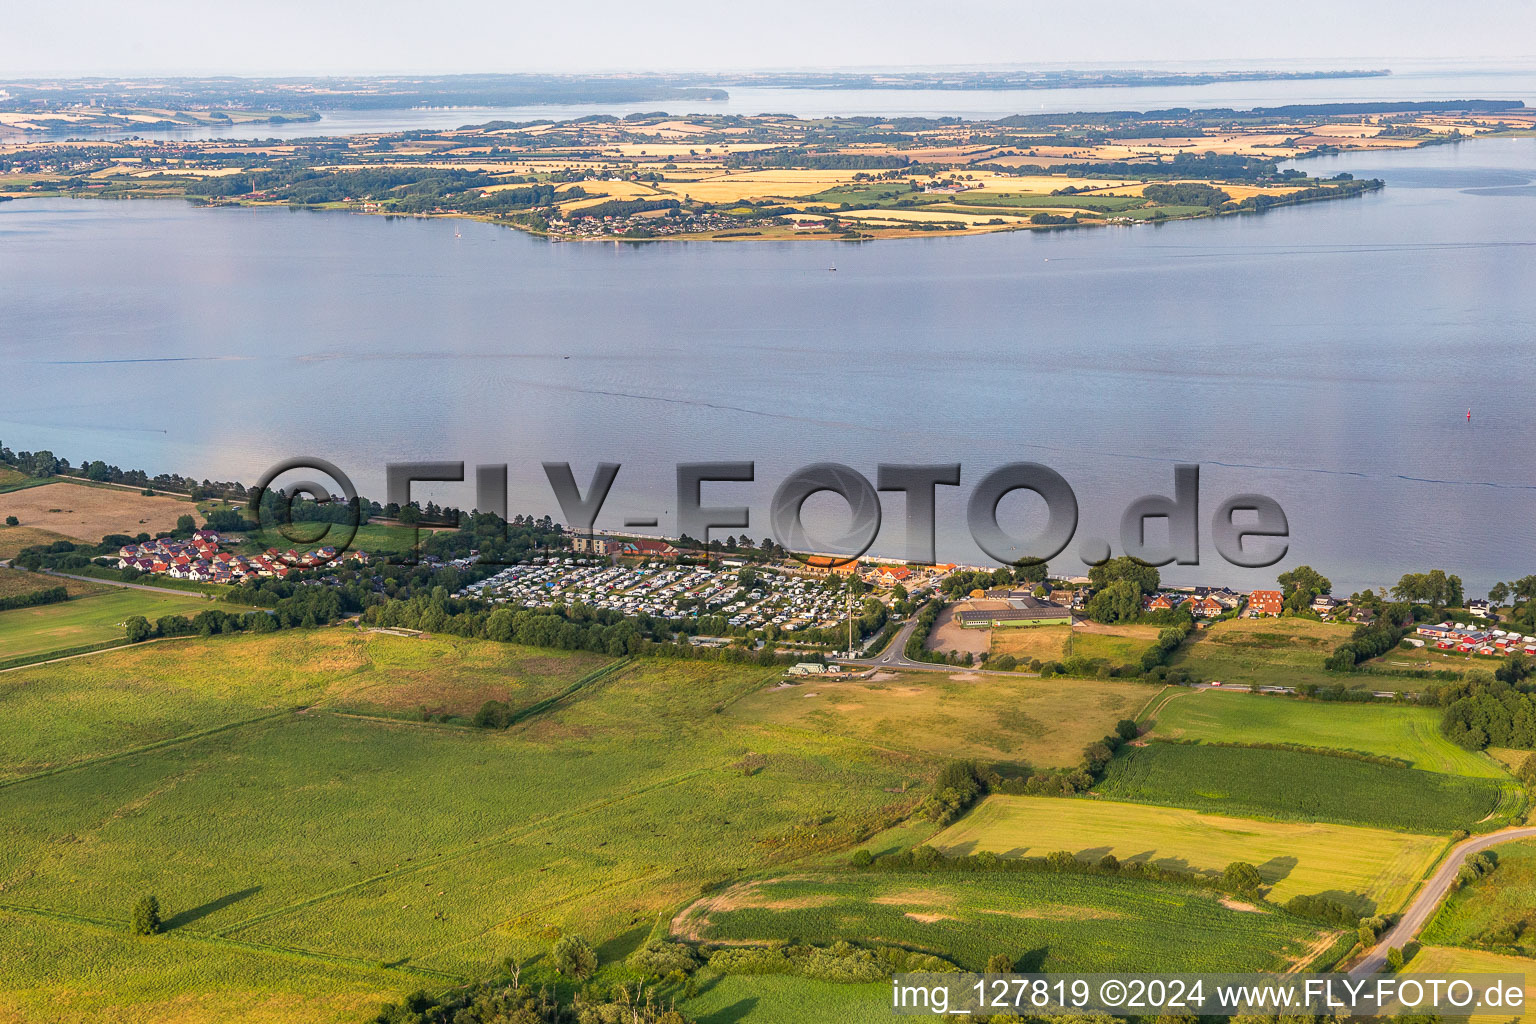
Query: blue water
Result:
<box><xmin>4</xmin><ymin>136</ymin><xmax>1536</xmax><ymax>595</ymax></box>
<box><xmin>30</xmin><ymin>60</ymin><xmax>1536</xmax><ymax>140</ymax></box>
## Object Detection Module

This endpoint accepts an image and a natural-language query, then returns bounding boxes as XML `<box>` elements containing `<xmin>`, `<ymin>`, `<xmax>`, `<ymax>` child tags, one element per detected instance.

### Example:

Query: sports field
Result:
<box><xmin>929</xmin><ymin>795</ymin><xmax>1443</xmax><ymax>911</ymax></box>
<box><xmin>0</xmin><ymin>587</ymin><xmax>225</xmax><ymax>662</ymax></box>
<box><xmin>676</xmin><ymin>871</ymin><xmax>1324</xmax><ymax>972</ymax></box>
<box><xmin>1150</xmin><ymin>689</ymin><xmax>1509</xmax><ymax>778</ymax></box>
<box><xmin>1097</xmin><ymin>742</ymin><xmax>1505</xmax><ymax>833</ymax></box>
<box><xmin>727</xmin><ymin>671</ymin><xmax>1151</xmax><ymax>768</ymax></box>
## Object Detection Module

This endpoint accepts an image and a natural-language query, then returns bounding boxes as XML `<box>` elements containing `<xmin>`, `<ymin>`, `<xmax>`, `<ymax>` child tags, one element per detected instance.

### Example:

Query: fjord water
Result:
<box><xmin>4</xmin><ymin>137</ymin><xmax>1535</xmax><ymax>594</ymax></box>
<box><xmin>42</xmin><ymin>60</ymin><xmax>1536</xmax><ymax>140</ymax></box>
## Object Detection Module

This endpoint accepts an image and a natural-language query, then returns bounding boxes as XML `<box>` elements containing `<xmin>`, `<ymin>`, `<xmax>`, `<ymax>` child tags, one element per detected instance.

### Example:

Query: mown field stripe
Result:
<box><xmin>213</xmin><ymin>756</ymin><xmax>737</xmax><ymax>940</ymax></box>
<box><xmin>0</xmin><ymin>706</ymin><xmax>304</xmax><ymax>789</ymax></box>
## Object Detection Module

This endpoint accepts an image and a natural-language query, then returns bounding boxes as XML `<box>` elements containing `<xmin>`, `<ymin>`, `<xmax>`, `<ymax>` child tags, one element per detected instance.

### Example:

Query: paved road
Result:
<box><xmin>1351</xmin><ymin>826</ymin><xmax>1536</xmax><ymax>976</ymax></box>
<box><xmin>37</xmin><ymin>568</ymin><xmax>219</xmax><ymax>600</ymax></box>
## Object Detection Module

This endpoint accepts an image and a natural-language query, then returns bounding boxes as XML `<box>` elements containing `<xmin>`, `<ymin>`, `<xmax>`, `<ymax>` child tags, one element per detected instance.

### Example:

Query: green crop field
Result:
<box><xmin>681</xmin><ymin>976</ymin><xmax>891</xmax><ymax>1024</ymax></box>
<box><xmin>0</xmin><ymin>635</ymin><xmax>939</xmax><ymax>1021</ymax></box>
<box><xmin>0</xmin><ymin>588</ymin><xmax>231</xmax><ymax>663</ymax></box>
<box><xmin>675</xmin><ymin>871</ymin><xmax>1324</xmax><ymax>972</ymax></box>
<box><xmin>930</xmin><ymin>795</ymin><xmax>1443</xmax><ymax>912</ymax></box>
<box><xmin>1422</xmin><ymin>839</ymin><xmax>1536</xmax><ymax>956</ymax></box>
<box><xmin>0</xmin><ymin>629</ymin><xmax>611</xmax><ymax>781</ymax></box>
<box><xmin>1169</xmin><ymin>617</ymin><xmax>1421</xmax><ymax>689</ymax></box>
<box><xmin>1096</xmin><ymin>742</ymin><xmax>1504</xmax><ymax>833</ymax></box>
<box><xmin>727</xmin><ymin>670</ymin><xmax>1150</xmax><ymax>768</ymax></box>
<box><xmin>0</xmin><ymin>909</ymin><xmax>399</xmax><ymax>1024</ymax></box>
<box><xmin>1150</xmin><ymin>689</ymin><xmax>1509</xmax><ymax>778</ymax></box>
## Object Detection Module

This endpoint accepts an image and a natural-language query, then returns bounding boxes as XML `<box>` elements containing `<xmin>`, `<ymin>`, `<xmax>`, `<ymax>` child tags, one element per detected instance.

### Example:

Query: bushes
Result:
<box><xmin>1284</xmin><ymin>893</ymin><xmax>1361</xmax><ymax>927</ymax></box>
<box><xmin>1141</xmin><ymin>620</ymin><xmax>1193</xmax><ymax>671</ymax></box>
<box><xmin>472</xmin><ymin>700</ymin><xmax>513</xmax><ymax>729</ymax></box>
<box><xmin>706</xmin><ymin>940</ymin><xmax>957</xmax><ymax>982</ymax></box>
<box><xmin>917</xmin><ymin>761</ymin><xmax>987</xmax><ymax>825</ymax></box>
<box><xmin>130</xmin><ymin>894</ymin><xmax>161</xmax><ymax>936</ymax></box>
<box><xmin>0</xmin><ymin>585</ymin><xmax>67</xmax><ymax>611</ymax></box>
<box><xmin>1326</xmin><ymin>605</ymin><xmax>1412</xmax><ymax>671</ymax></box>
<box><xmin>552</xmin><ymin>934</ymin><xmax>597</xmax><ymax>979</ymax></box>
<box><xmin>627</xmin><ymin>940</ymin><xmax>701</xmax><ymax>977</ymax></box>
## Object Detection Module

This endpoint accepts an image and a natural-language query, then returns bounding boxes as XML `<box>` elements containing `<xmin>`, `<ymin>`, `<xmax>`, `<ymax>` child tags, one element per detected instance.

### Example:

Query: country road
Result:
<box><xmin>1351</xmin><ymin>826</ymin><xmax>1536</xmax><ymax>976</ymax></box>
<box><xmin>37</xmin><ymin>567</ymin><xmax>220</xmax><ymax>600</ymax></box>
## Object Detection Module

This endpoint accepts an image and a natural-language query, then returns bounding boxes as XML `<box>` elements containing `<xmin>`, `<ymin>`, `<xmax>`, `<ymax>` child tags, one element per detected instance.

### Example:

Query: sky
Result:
<box><xmin>6</xmin><ymin>0</ymin><xmax>1535</xmax><ymax>77</ymax></box>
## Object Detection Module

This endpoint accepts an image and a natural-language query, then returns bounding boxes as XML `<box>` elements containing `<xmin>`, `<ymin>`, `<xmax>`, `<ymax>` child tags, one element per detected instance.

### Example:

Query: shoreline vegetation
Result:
<box><xmin>3</xmin><ymin>100</ymin><xmax>1533</xmax><ymax>243</ymax></box>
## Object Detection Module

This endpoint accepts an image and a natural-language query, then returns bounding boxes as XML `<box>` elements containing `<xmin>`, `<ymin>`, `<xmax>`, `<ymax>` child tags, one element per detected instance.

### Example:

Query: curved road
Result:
<box><xmin>1351</xmin><ymin>826</ymin><xmax>1536</xmax><ymax>976</ymax></box>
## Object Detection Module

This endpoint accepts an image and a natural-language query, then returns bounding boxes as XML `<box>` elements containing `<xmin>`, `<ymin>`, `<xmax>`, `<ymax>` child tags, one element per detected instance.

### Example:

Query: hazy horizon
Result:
<box><xmin>7</xmin><ymin>1</ymin><xmax>1535</xmax><ymax>79</ymax></box>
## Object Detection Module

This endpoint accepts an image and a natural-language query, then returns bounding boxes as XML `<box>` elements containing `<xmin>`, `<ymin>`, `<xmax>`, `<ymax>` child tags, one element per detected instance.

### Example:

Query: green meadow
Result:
<box><xmin>678</xmin><ymin>871</ymin><xmax>1323</xmax><ymax>972</ymax></box>
<box><xmin>1096</xmin><ymin>742</ymin><xmax>1505</xmax><ymax>833</ymax></box>
<box><xmin>1422</xmin><ymin>839</ymin><xmax>1536</xmax><ymax>956</ymax></box>
<box><xmin>0</xmin><ymin>587</ymin><xmax>229</xmax><ymax>663</ymax></box>
<box><xmin>0</xmin><ymin>632</ymin><xmax>934</xmax><ymax>1021</ymax></box>
<box><xmin>1150</xmin><ymin>689</ymin><xmax>1509</xmax><ymax>778</ymax></box>
<box><xmin>0</xmin><ymin>629</ymin><xmax>609</xmax><ymax>780</ymax></box>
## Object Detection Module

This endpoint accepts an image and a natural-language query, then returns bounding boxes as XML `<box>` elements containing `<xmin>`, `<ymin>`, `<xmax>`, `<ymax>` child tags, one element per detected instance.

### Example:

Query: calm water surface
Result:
<box><xmin>4</xmin><ymin>138</ymin><xmax>1535</xmax><ymax>593</ymax></box>
<box><xmin>45</xmin><ymin>61</ymin><xmax>1536</xmax><ymax>140</ymax></box>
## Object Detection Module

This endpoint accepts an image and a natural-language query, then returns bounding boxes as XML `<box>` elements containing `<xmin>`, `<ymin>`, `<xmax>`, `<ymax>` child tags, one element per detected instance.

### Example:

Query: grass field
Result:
<box><xmin>0</xmin><ymin>566</ymin><xmax>111</xmax><ymax>600</ymax></box>
<box><xmin>1097</xmin><ymin>742</ymin><xmax>1504</xmax><ymax>833</ymax></box>
<box><xmin>1170</xmin><ymin>616</ymin><xmax>1444</xmax><ymax>691</ymax></box>
<box><xmin>930</xmin><ymin>795</ymin><xmax>1443</xmax><ymax>912</ymax></box>
<box><xmin>1422</xmin><ymin>839</ymin><xmax>1536</xmax><ymax>956</ymax></box>
<box><xmin>1405</xmin><ymin>946</ymin><xmax>1534</xmax><ymax>1024</ymax></box>
<box><xmin>1150</xmin><ymin>689</ymin><xmax>1509</xmax><ymax>778</ymax></box>
<box><xmin>0</xmin><ymin>635</ymin><xmax>942</xmax><ymax>1019</ymax></box>
<box><xmin>0</xmin><ymin>909</ymin><xmax>401</xmax><ymax>1024</ymax></box>
<box><xmin>0</xmin><ymin>587</ymin><xmax>230</xmax><ymax>662</ymax></box>
<box><xmin>0</xmin><ymin>525</ymin><xmax>75</xmax><ymax>560</ymax></box>
<box><xmin>681</xmin><ymin>976</ymin><xmax>890</xmax><ymax>1024</ymax></box>
<box><xmin>1168</xmin><ymin>617</ymin><xmax>1355</xmax><ymax>687</ymax></box>
<box><xmin>0</xmin><ymin>465</ymin><xmax>38</xmax><ymax>491</ymax></box>
<box><xmin>675</xmin><ymin>871</ymin><xmax>1324</xmax><ymax>972</ymax></box>
<box><xmin>727</xmin><ymin>671</ymin><xmax>1151</xmax><ymax>768</ymax></box>
<box><xmin>0</xmin><ymin>478</ymin><xmax>192</xmax><ymax>542</ymax></box>
<box><xmin>1070</xmin><ymin>623</ymin><xmax>1163</xmax><ymax>665</ymax></box>
<box><xmin>988</xmin><ymin>622</ymin><xmax>1069</xmax><ymax>661</ymax></box>
<box><xmin>0</xmin><ymin>629</ymin><xmax>610</xmax><ymax>780</ymax></box>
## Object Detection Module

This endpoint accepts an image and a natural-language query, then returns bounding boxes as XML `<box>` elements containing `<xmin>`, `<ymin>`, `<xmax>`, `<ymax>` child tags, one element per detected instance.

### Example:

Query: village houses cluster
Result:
<box><xmin>1415</xmin><ymin>620</ymin><xmax>1534</xmax><ymax>657</ymax></box>
<box><xmin>116</xmin><ymin>530</ymin><xmax>368</xmax><ymax>583</ymax></box>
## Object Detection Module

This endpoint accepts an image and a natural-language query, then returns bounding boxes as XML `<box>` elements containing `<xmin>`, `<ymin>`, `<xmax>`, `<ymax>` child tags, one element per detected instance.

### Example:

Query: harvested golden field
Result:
<box><xmin>1406</xmin><ymin>946</ymin><xmax>1534</xmax><ymax>1024</ymax></box>
<box><xmin>990</xmin><ymin>623</ymin><xmax>1071</xmax><ymax>661</ymax></box>
<box><xmin>0</xmin><ymin>525</ymin><xmax>77</xmax><ymax>560</ymax></box>
<box><xmin>728</xmin><ymin>671</ymin><xmax>1153</xmax><ymax>768</ymax></box>
<box><xmin>0</xmin><ymin>479</ymin><xmax>192</xmax><ymax>542</ymax></box>
<box><xmin>931</xmin><ymin>794</ymin><xmax>1443</xmax><ymax>911</ymax></box>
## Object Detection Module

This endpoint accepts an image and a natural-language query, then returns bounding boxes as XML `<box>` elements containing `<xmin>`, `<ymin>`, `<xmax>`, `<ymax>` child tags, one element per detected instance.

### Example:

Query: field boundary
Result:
<box><xmin>213</xmin><ymin>756</ymin><xmax>739</xmax><ymax>940</ymax></box>
<box><xmin>506</xmin><ymin>655</ymin><xmax>633</xmax><ymax>726</ymax></box>
<box><xmin>0</xmin><ymin>706</ymin><xmax>303</xmax><ymax>789</ymax></box>
<box><xmin>0</xmin><ymin>902</ymin><xmax>463</xmax><ymax>982</ymax></box>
